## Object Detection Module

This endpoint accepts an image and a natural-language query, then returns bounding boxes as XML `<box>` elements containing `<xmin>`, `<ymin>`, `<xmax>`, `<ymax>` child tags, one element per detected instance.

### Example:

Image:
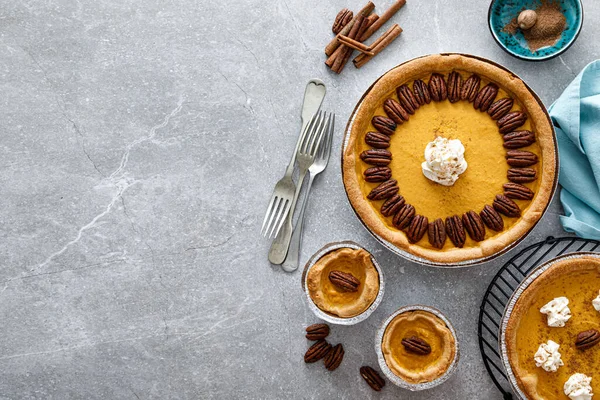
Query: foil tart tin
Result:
<box><xmin>340</xmin><ymin>53</ymin><xmax>559</xmax><ymax>268</ymax></box>
<box><xmin>499</xmin><ymin>252</ymin><xmax>600</xmax><ymax>399</ymax></box>
<box><xmin>375</xmin><ymin>305</ymin><xmax>460</xmax><ymax>391</ymax></box>
<box><xmin>301</xmin><ymin>241</ymin><xmax>385</xmax><ymax>326</ymax></box>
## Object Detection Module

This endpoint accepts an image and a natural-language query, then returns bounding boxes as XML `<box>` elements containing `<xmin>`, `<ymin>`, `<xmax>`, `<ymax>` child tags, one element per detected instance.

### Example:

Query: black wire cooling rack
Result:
<box><xmin>478</xmin><ymin>236</ymin><xmax>600</xmax><ymax>399</ymax></box>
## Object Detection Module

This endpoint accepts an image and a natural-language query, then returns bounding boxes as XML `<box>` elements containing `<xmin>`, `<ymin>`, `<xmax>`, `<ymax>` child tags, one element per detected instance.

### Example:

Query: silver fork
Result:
<box><xmin>268</xmin><ymin>112</ymin><xmax>332</xmax><ymax>265</ymax></box>
<box><xmin>281</xmin><ymin>114</ymin><xmax>335</xmax><ymax>272</ymax></box>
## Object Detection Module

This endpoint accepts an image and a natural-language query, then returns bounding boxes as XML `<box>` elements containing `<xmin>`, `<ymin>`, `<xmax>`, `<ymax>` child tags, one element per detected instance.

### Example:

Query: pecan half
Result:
<box><xmin>428</xmin><ymin>218</ymin><xmax>446</xmax><ymax>249</ymax></box>
<box><xmin>413</xmin><ymin>79</ymin><xmax>431</xmax><ymax>105</ymax></box>
<box><xmin>503</xmin><ymin>182</ymin><xmax>534</xmax><ymax>200</ymax></box>
<box><xmin>488</xmin><ymin>98</ymin><xmax>514</xmax><ymax>120</ymax></box>
<box><xmin>383</xmin><ymin>98</ymin><xmax>409</xmax><ymax>125</ymax></box>
<box><xmin>460</xmin><ymin>74</ymin><xmax>481</xmax><ymax>102</ymax></box>
<box><xmin>364</xmin><ymin>166</ymin><xmax>391</xmax><ymax>182</ymax></box>
<box><xmin>493</xmin><ymin>194</ymin><xmax>521</xmax><ymax>217</ymax></box>
<box><xmin>508</xmin><ymin>168</ymin><xmax>537</xmax><ymax>183</ymax></box>
<box><xmin>506</xmin><ymin>150</ymin><xmax>538</xmax><ymax>167</ymax></box>
<box><xmin>304</xmin><ymin>339</ymin><xmax>331</xmax><ymax>363</ymax></box>
<box><xmin>372</xmin><ymin>116</ymin><xmax>396</xmax><ymax>136</ymax></box>
<box><xmin>503</xmin><ymin>130</ymin><xmax>536</xmax><ymax>149</ymax></box>
<box><xmin>393</xmin><ymin>204</ymin><xmax>415</xmax><ymax>229</ymax></box>
<box><xmin>576</xmin><ymin>329</ymin><xmax>600</xmax><ymax>350</ymax></box>
<box><xmin>396</xmin><ymin>84</ymin><xmax>418</xmax><ymax>114</ymax></box>
<box><xmin>365</xmin><ymin>131</ymin><xmax>390</xmax><ymax>148</ymax></box>
<box><xmin>498</xmin><ymin>111</ymin><xmax>528</xmax><ymax>133</ymax></box>
<box><xmin>360</xmin><ymin>149</ymin><xmax>392</xmax><ymax>166</ymax></box>
<box><xmin>447</xmin><ymin>71</ymin><xmax>463</xmax><ymax>103</ymax></box>
<box><xmin>480</xmin><ymin>205</ymin><xmax>504</xmax><ymax>232</ymax></box>
<box><xmin>324</xmin><ymin>343</ymin><xmax>344</xmax><ymax>371</ymax></box>
<box><xmin>462</xmin><ymin>211</ymin><xmax>485</xmax><ymax>242</ymax></box>
<box><xmin>401</xmin><ymin>336</ymin><xmax>432</xmax><ymax>355</ymax></box>
<box><xmin>329</xmin><ymin>270</ymin><xmax>360</xmax><ymax>292</ymax></box>
<box><xmin>474</xmin><ymin>83</ymin><xmax>498</xmax><ymax>112</ymax></box>
<box><xmin>407</xmin><ymin>215</ymin><xmax>428</xmax><ymax>243</ymax></box>
<box><xmin>367</xmin><ymin>179</ymin><xmax>398</xmax><ymax>200</ymax></box>
<box><xmin>332</xmin><ymin>8</ymin><xmax>353</xmax><ymax>34</ymax></box>
<box><xmin>305</xmin><ymin>323</ymin><xmax>330</xmax><ymax>340</ymax></box>
<box><xmin>445</xmin><ymin>215</ymin><xmax>466</xmax><ymax>248</ymax></box>
<box><xmin>360</xmin><ymin>366</ymin><xmax>386</xmax><ymax>392</ymax></box>
<box><xmin>381</xmin><ymin>194</ymin><xmax>405</xmax><ymax>217</ymax></box>
<box><xmin>428</xmin><ymin>73</ymin><xmax>447</xmax><ymax>102</ymax></box>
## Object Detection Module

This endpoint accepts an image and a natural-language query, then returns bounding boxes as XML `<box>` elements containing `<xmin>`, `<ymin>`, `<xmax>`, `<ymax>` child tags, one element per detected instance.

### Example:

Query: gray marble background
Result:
<box><xmin>0</xmin><ymin>0</ymin><xmax>596</xmax><ymax>399</ymax></box>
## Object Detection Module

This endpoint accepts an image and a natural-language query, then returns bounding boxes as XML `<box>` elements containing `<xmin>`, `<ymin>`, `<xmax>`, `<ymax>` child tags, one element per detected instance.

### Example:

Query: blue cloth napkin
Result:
<box><xmin>548</xmin><ymin>60</ymin><xmax>600</xmax><ymax>239</ymax></box>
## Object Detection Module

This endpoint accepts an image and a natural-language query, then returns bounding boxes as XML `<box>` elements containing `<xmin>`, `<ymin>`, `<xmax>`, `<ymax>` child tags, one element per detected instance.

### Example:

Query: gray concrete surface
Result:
<box><xmin>0</xmin><ymin>0</ymin><xmax>596</xmax><ymax>398</ymax></box>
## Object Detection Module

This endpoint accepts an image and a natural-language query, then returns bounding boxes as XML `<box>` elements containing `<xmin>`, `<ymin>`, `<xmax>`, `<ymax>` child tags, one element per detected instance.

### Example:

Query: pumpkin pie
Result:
<box><xmin>342</xmin><ymin>54</ymin><xmax>557</xmax><ymax>264</ymax></box>
<box><xmin>504</xmin><ymin>255</ymin><xmax>600</xmax><ymax>399</ymax></box>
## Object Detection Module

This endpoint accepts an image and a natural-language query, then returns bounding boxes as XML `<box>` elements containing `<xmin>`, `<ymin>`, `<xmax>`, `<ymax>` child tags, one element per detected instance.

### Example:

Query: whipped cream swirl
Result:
<box><xmin>564</xmin><ymin>373</ymin><xmax>593</xmax><ymax>400</ymax></box>
<box><xmin>592</xmin><ymin>291</ymin><xmax>600</xmax><ymax>312</ymax></box>
<box><xmin>421</xmin><ymin>137</ymin><xmax>467</xmax><ymax>186</ymax></box>
<box><xmin>540</xmin><ymin>296</ymin><xmax>572</xmax><ymax>327</ymax></box>
<box><xmin>534</xmin><ymin>340</ymin><xmax>563</xmax><ymax>372</ymax></box>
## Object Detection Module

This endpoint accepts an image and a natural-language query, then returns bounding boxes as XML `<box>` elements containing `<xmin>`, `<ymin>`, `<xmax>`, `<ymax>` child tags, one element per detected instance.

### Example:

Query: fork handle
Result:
<box><xmin>281</xmin><ymin>173</ymin><xmax>316</xmax><ymax>272</ymax></box>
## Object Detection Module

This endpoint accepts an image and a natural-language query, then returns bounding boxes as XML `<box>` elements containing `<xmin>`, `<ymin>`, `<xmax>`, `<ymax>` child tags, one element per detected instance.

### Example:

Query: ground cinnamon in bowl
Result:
<box><xmin>503</xmin><ymin>0</ymin><xmax>566</xmax><ymax>52</ymax></box>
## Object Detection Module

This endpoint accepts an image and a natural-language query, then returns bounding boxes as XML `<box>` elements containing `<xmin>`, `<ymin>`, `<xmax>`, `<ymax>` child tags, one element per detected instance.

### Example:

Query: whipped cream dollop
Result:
<box><xmin>540</xmin><ymin>296</ymin><xmax>572</xmax><ymax>327</ymax></box>
<box><xmin>534</xmin><ymin>340</ymin><xmax>563</xmax><ymax>372</ymax></box>
<box><xmin>421</xmin><ymin>137</ymin><xmax>468</xmax><ymax>186</ymax></box>
<box><xmin>564</xmin><ymin>373</ymin><xmax>593</xmax><ymax>400</ymax></box>
<box><xmin>592</xmin><ymin>291</ymin><xmax>600</xmax><ymax>312</ymax></box>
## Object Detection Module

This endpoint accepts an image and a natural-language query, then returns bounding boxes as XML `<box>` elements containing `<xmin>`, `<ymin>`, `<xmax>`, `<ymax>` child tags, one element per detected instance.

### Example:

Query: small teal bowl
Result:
<box><xmin>488</xmin><ymin>0</ymin><xmax>583</xmax><ymax>61</ymax></box>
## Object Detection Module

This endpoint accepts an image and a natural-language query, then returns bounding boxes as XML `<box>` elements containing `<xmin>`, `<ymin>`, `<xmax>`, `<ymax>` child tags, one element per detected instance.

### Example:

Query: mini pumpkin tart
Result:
<box><xmin>502</xmin><ymin>253</ymin><xmax>600</xmax><ymax>400</ymax></box>
<box><xmin>302</xmin><ymin>241</ymin><xmax>384</xmax><ymax>325</ymax></box>
<box><xmin>376</xmin><ymin>306</ymin><xmax>459</xmax><ymax>390</ymax></box>
<box><xmin>342</xmin><ymin>54</ymin><xmax>557</xmax><ymax>265</ymax></box>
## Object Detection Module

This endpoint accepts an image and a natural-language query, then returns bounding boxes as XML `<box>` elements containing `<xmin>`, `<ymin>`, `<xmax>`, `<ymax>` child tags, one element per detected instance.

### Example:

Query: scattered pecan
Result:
<box><xmin>474</xmin><ymin>83</ymin><xmax>498</xmax><ymax>112</ymax></box>
<box><xmin>508</xmin><ymin>168</ymin><xmax>537</xmax><ymax>183</ymax></box>
<box><xmin>462</xmin><ymin>211</ymin><xmax>485</xmax><ymax>242</ymax></box>
<box><xmin>447</xmin><ymin>71</ymin><xmax>463</xmax><ymax>103</ymax></box>
<box><xmin>480</xmin><ymin>205</ymin><xmax>504</xmax><ymax>232</ymax></box>
<box><xmin>372</xmin><ymin>116</ymin><xmax>396</xmax><ymax>136</ymax></box>
<box><xmin>324</xmin><ymin>343</ymin><xmax>344</xmax><ymax>371</ymax></box>
<box><xmin>401</xmin><ymin>336</ymin><xmax>432</xmax><ymax>355</ymax></box>
<box><xmin>503</xmin><ymin>182</ymin><xmax>534</xmax><ymax>200</ymax></box>
<box><xmin>428</xmin><ymin>218</ymin><xmax>446</xmax><ymax>249</ymax></box>
<box><xmin>428</xmin><ymin>73</ymin><xmax>447</xmax><ymax>102</ymax></box>
<box><xmin>506</xmin><ymin>150</ymin><xmax>538</xmax><ymax>167</ymax></box>
<box><xmin>360</xmin><ymin>149</ymin><xmax>392</xmax><ymax>166</ymax></box>
<box><xmin>360</xmin><ymin>366</ymin><xmax>386</xmax><ymax>392</ymax></box>
<box><xmin>460</xmin><ymin>74</ymin><xmax>481</xmax><ymax>102</ymax></box>
<box><xmin>381</xmin><ymin>194</ymin><xmax>405</xmax><ymax>217</ymax></box>
<box><xmin>304</xmin><ymin>339</ymin><xmax>331</xmax><ymax>363</ymax></box>
<box><xmin>445</xmin><ymin>215</ymin><xmax>466</xmax><ymax>248</ymax></box>
<box><xmin>329</xmin><ymin>270</ymin><xmax>360</xmax><ymax>292</ymax></box>
<box><xmin>407</xmin><ymin>215</ymin><xmax>428</xmax><ymax>243</ymax></box>
<box><xmin>488</xmin><ymin>98</ymin><xmax>514</xmax><ymax>120</ymax></box>
<box><xmin>367</xmin><ymin>179</ymin><xmax>398</xmax><ymax>200</ymax></box>
<box><xmin>396</xmin><ymin>84</ymin><xmax>418</xmax><ymax>114</ymax></box>
<box><xmin>365</xmin><ymin>131</ymin><xmax>391</xmax><ymax>148</ymax></box>
<box><xmin>393</xmin><ymin>204</ymin><xmax>415</xmax><ymax>229</ymax></box>
<box><xmin>576</xmin><ymin>329</ymin><xmax>600</xmax><ymax>350</ymax></box>
<box><xmin>498</xmin><ymin>111</ymin><xmax>528</xmax><ymax>133</ymax></box>
<box><xmin>364</xmin><ymin>166</ymin><xmax>391</xmax><ymax>182</ymax></box>
<box><xmin>332</xmin><ymin>8</ymin><xmax>353</xmax><ymax>34</ymax></box>
<box><xmin>305</xmin><ymin>323</ymin><xmax>330</xmax><ymax>340</ymax></box>
<box><xmin>493</xmin><ymin>194</ymin><xmax>521</xmax><ymax>217</ymax></box>
<box><xmin>383</xmin><ymin>98</ymin><xmax>410</xmax><ymax>125</ymax></box>
<box><xmin>503</xmin><ymin>130</ymin><xmax>536</xmax><ymax>149</ymax></box>
<box><xmin>413</xmin><ymin>79</ymin><xmax>431</xmax><ymax>105</ymax></box>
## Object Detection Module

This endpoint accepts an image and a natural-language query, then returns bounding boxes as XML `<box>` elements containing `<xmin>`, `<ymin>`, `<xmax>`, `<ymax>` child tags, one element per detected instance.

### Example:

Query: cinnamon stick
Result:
<box><xmin>325</xmin><ymin>2</ymin><xmax>375</xmax><ymax>56</ymax></box>
<box><xmin>338</xmin><ymin>35</ymin><xmax>375</xmax><ymax>55</ymax></box>
<box><xmin>365</xmin><ymin>13</ymin><xmax>379</xmax><ymax>28</ymax></box>
<box><xmin>332</xmin><ymin>15</ymin><xmax>368</xmax><ymax>73</ymax></box>
<box><xmin>353</xmin><ymin>24</ymin><xmax>402</xmax><ymax>68</ymax></box>
<box><xmin>360</xmin><ymin>0</ymin><xmax>406</xmax><ymax>42</ymax></box>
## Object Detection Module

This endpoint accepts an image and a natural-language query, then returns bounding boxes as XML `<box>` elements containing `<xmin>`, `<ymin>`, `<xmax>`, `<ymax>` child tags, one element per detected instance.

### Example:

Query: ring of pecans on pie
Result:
<box><xmin>359</xmin><ymin>72</ymin><xmax>538</xmax><ymax>249</ymax></box>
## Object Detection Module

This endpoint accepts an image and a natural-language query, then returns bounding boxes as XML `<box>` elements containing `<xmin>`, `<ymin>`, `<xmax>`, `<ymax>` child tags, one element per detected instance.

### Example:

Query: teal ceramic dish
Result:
<box><xmin>488</xmin><ymin>0</ymin><xmax>583</xmax><ymax>61</ymax></box>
